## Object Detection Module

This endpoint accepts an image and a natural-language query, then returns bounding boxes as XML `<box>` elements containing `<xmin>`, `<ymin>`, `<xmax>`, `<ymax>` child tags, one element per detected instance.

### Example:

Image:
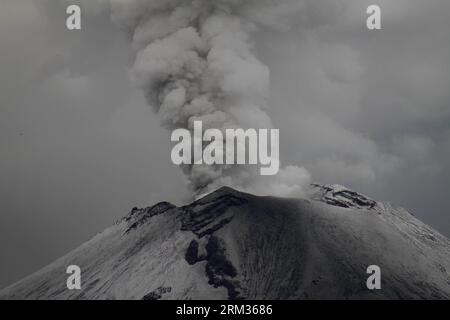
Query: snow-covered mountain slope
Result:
<box><xmin>1</xmin><ymin>185</ymin><xmax>450</xmax><ymax>300</ymax></box>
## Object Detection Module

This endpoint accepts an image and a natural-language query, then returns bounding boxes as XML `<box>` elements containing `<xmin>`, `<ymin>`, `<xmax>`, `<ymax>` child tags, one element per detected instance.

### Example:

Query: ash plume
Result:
<box><xmin>99</xmin><ymin>0</ymin><xmax>312</xmax><ymax>197</ymax></box>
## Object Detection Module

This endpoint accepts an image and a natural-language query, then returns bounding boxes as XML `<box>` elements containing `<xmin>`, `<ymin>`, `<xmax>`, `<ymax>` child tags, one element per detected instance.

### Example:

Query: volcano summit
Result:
<box><xmin>1</xmin><ymin>185</ymin><xmax>449</xmax><ymax>300</ymax></box>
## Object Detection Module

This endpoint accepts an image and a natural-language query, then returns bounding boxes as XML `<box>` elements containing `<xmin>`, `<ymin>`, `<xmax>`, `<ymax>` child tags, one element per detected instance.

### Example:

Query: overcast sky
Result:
<box><xmin>1</xmin><ymin>0</ymin><xmax>449</xmax><ymax>289</ymax></box>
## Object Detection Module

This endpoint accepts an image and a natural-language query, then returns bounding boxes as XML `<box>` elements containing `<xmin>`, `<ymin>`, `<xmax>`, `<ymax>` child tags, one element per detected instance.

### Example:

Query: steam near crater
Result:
<box><xmin>107</xmin><ymin>0</ymin><xmax>312</xmax><ymax>197</ymax></box>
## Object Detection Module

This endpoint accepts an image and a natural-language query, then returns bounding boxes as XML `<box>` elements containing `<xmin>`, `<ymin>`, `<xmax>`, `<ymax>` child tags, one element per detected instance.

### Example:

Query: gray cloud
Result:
<box><xmin>257</xmin><ymin>0</ymin><xmax>450</xmax><ymax>237</ymax></box>
<box><xmin>0</xmin><ymin>0</ymin><xmax>189</xmax><ymax>289</ymax></box>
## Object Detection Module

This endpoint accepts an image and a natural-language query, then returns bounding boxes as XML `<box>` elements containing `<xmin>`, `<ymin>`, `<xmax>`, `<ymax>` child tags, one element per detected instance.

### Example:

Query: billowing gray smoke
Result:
<box><xmin>106</xmin><ymin>0</ymin><xmax>312</xmax><ymax>197</ymax></box>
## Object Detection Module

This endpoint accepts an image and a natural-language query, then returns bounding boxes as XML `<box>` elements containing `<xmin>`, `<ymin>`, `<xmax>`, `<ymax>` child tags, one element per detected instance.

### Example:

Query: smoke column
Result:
<box><xmin>107</xmin><ymin>0</ymin><xmax>311</xmax><ymax>197</ymax></box>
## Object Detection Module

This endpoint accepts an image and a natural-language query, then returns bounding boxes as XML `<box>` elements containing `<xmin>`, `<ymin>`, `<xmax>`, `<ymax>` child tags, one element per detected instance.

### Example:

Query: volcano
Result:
<box><xmin>1</xmin><ymin>185</ymin><xmax>450</xmax><ymax>300</ymax></box>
